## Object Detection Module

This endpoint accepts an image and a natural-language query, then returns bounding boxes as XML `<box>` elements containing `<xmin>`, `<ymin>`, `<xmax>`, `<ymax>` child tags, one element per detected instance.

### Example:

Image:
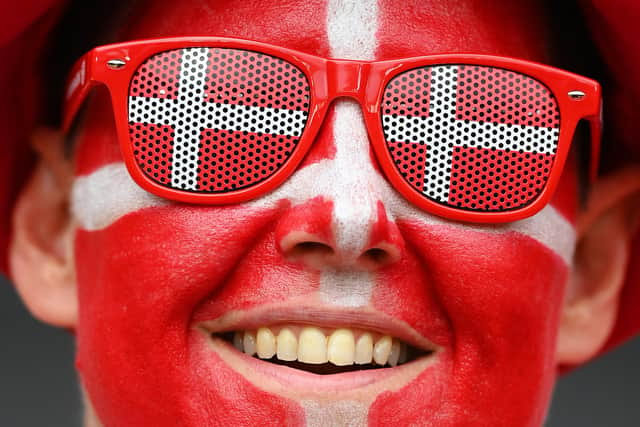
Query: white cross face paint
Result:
<box><xmin>69</xmin><ymin>0</ymin><xmax>583</xmax><ymax>426</ymax></box>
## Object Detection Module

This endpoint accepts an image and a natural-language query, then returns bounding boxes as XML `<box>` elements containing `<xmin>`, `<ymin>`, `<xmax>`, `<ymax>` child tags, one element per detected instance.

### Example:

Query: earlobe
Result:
<box><xmin>9</xmin><ymin>128</ymin><xmax>78</xmax><ymax>329</ymax></box>
<box><xmin>556</xmin><ymin>167</ymin><xmax>640</xmax><ymax>366</ymax></box>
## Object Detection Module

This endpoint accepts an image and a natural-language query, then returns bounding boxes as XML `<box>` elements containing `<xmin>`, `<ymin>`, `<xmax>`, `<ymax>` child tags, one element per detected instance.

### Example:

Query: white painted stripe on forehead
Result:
<box><xmin>327</xmin><ymin>0</ymin><xmax>379</xmax><ymax>60</ymax></box>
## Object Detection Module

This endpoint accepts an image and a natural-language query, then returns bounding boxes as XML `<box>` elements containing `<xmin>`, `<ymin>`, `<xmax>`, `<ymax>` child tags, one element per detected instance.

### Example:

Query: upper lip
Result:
<box><xmin>197</xmin><ymin>303</ymin><xmax>439</xmax><ymax>353</ymax></box>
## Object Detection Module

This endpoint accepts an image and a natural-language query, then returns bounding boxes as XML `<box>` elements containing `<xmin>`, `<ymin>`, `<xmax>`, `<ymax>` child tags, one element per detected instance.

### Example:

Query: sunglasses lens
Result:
<box><xmin>381</xmin><ymin>65</ymin><xmax>560</xmax><ymax>212</ymax></box>
<box><xmin>128</xmin><ymin>47</ymin><xmax>311</xmax><ymax>193</ymax></box>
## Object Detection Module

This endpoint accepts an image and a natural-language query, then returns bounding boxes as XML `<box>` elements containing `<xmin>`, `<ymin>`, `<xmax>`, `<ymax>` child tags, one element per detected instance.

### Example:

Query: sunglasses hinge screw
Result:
<box><xmin>568</xmin><ymin>90</ymin><xmax>585</xmax><ymax>100</ymax></box>
<box><xmin>107</xmin><ymin>59</ymin><xmax>127</xmax><ymax>70</ymax></box>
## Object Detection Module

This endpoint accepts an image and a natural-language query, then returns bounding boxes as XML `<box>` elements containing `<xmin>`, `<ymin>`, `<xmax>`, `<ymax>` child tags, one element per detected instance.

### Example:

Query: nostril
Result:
<box><xmin>290</xmin><ymin>241</ymin><xmax>334</xmax><ymax>258</ymax></box>
<box><xmin>360</xmin><ymin>247</ymin><xmax>391</xmax><ymax>265</ymax></box>
<box><xmin>285</xmin><ymin>241</ymin><xmax>335</xmax><ymax>268</ymax></box>
<box><xmin>278</xmin><ymin>231</ymin><xmax>401</xmax><ymax>269</ymax></box>
<box><xmin>366</xmin><ymin>247</ymin><xmax>389</xmax><ymax>262</ymax></box>
<box><xmin>278</xmin><ymin>231</ymin><xmax>338</xmax><ymax>267</ymax></box>
<box><xmin>357</xmin><ymin>243</ymin><xmax>401</xmax><ymax>269</ymax></box>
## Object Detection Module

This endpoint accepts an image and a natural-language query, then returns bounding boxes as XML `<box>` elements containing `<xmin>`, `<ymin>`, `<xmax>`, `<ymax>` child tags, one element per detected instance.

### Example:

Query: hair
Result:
<box><xmin>543</xmin><ymin>0</ymin><xmax>608</xmax><ymax>201</ymax></box>
<box><xmin>39</xmin><ymin>0</ymin><xmax>139</xmax><ymax>128</ymax></box>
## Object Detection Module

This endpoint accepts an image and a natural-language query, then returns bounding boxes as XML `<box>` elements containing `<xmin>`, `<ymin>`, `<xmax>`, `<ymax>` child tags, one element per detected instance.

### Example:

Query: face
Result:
<box><xmin>70</xmin><ymin>0</ymin><xmax>580</xmax><ymax>425</ymax></box>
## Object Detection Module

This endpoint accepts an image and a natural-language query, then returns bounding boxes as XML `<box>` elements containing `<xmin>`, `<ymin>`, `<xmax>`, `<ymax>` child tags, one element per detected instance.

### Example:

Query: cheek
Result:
<box><xmin>74</xmin><ymin>204</ymin><xmax>308</xmax><ymax>426</ymax></box>
<box><xmin>369</xmin><ymin>223</ymin><xmax>568</xmax><ymax>425</ymax></box>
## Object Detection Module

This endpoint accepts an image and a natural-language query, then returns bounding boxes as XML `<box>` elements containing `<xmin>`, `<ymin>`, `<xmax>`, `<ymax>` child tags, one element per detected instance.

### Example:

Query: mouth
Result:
<box><xmin>198</xmin><ymin>305</ymin><xmax>438</xmax><ymax>383</ymax></box>
<box><xmin>214</xmin><ymin>324</ymin><xmax>431</xmax><ymax>375</ymax></box>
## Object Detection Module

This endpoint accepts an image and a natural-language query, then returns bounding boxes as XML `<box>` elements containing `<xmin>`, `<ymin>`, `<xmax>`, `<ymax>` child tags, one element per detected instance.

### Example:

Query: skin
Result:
<box><xmin>8</xmin><ymin>0</ymin><xmax>640</xmax><ymax>426</ymax></box>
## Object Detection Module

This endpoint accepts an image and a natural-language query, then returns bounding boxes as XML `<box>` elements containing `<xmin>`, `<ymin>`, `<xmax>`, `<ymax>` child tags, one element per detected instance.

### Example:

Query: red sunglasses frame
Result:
<box><xmin>63</xmin><ymin>36</ymin><xmax>602</xmax><ymax>224</ymax></box>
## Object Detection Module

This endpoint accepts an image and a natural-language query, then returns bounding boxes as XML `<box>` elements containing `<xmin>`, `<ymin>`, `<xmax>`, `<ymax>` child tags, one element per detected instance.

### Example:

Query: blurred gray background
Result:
<box><xmin>1</xmin><ymin>274</ymin><xmax>639</xmax><ymax>426</ymax></box>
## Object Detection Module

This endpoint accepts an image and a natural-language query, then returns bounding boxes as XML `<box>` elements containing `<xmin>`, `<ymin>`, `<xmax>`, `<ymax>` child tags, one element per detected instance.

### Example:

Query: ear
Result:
<box><xmin>556</xmin><ymin>166</ymin><xmax>640</xmax><ymax>365</ymax></box>
<box><xmin>9</xmin><ymin>127</ymin><xmax>78</xmax><ymax>329</ymax></box>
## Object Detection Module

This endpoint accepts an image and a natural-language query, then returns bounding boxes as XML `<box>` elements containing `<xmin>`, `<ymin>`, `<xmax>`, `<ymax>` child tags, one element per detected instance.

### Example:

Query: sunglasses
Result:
<box><xmin>64</xmin><ymin>37</ymin><xmax>601</xmax><ymax>223</ymax></box>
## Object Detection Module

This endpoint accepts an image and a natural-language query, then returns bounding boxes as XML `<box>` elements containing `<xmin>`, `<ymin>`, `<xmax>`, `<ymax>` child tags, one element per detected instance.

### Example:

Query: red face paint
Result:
<box><xmin>72</xmin><ymin>0</ymin><xmax>580</xmax><ymax>425</ymax></box>
<box><xmin>368</xmin><ymin>223</ymin><xmax>566</xmax><ymax>426</ymax></box>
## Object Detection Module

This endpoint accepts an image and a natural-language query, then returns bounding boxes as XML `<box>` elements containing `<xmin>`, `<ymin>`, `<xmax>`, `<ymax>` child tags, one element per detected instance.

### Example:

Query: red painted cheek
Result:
<box><xmin>75</xmin><ymin>203</ymin><xmax>309</xmax><ymax>426</ymax></box>
<box><xmin>369</xmin><ymin>223</ymin><xmax>568</xmax><ymax>425</ymax></box>
<box><xmin>194</xmin><ymin>198</ymin><xmax>335</xmax><ymax>322</ymax></box>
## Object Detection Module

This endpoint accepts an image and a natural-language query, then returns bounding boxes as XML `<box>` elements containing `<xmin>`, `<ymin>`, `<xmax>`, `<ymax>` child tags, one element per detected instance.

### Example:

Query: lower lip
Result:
<box><xmin>199</xmin><ymin>332</ymin><xmax>439</xmax><ymax>393</ymax></box>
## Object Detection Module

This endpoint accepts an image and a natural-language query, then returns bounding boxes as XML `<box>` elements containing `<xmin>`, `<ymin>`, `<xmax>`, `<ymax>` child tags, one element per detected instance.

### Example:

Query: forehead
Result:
<box><xmin>119</xmin><ymin>0</ymin><xmax>550</xmax><ymax>61</ymax></box>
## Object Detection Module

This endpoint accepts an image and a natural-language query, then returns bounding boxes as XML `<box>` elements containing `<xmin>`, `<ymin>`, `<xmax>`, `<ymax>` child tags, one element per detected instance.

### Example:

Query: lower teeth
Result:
<box><xmin>268</xmin><ymin>358</ymin><xmax>387</xmax><ymax>375</ymax></box>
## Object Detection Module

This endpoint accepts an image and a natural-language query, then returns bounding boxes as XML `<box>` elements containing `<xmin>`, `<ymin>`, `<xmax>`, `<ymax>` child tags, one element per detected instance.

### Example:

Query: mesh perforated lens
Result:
<box><xmin>381</xmin><ymin>64</ymin><xmax>560</xmax><ymax>212</ymax></box>
<box><xmin>128</xmin><ymin>47</ymin><xmax>310</xmax><ymax>193</ymax></box>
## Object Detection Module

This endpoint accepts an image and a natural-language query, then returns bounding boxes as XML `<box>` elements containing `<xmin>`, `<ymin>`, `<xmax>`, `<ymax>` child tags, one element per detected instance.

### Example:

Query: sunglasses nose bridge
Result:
<box><xmin>327</xmin><ymin>60</ymin><xmax>367</xmax><ymax>99</ymax></box>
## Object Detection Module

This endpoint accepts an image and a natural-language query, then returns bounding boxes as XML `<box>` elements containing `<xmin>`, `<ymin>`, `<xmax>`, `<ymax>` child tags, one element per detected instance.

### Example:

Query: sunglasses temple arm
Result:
<box><xmin>585</xmin><ymin>86</ymin><xmax>603</xmax><ymax>182</ymax></box>
<box><xmin>62</xmin><ymin>50</ymin><xmax>99</xmax><ymax>133</ymax></box>
<box><xmin>586</xmin><ymin>116</ymin><xmax>601</xmax><ymax>182</ymax></box>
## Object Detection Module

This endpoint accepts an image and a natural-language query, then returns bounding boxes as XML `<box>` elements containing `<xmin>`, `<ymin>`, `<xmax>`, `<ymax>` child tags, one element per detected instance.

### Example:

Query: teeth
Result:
<box><xmin>256</xmin><ymin>327</ymin><xmax>276</xmax><ymax>359</ymax></box>
<box><xmin>327</xmin><ymin>329</ymin><xmax>355</xmax><ymax>366</ymax></box>
<box><xmin>354</xmin><ymin>332</ymin><xmax>373</xmax><ymax>364</ymax></box>
<box><xmin>298</xmin><ymin>327</ymin><xmax>328</xmax><ymax>364</ymax></box>
<box><xmin>243</xmin><ymin>331</ymin><xmax>257</xmax><ymax>356</ymax></box>
<box><xmin>229</xmin><ymin>326</ymin><xmax>414</xmax><ymax>367</ymax></box>
<box><xmin>398</xmin><ymin>340</ymin><xmax>408</xmax><ymax>364</ymax></box>
<box><xmin>388</xmin><ymin>339</ymin><xmax>401</xmax><ymax>367</ymax></box>
<box><xmin>233</xmin><ymin>331</ymin><xmax>244</xmax><ymax>351</ymax></box>
<box><xmin>373</xmin><ymin>335</ymin><xmax>392</xmax><ymax>365</ymax></box>
<box><xmin>276</xmin><ymin>328</ymin><xmax>297</xmax><ymax>361</ymax></box>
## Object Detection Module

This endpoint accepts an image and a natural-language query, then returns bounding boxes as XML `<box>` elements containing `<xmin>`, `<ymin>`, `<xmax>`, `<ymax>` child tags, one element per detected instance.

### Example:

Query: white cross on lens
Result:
<box><xmin>381</xmin><ymin>65</ymin><xmax>560</xmax><ymax>203</ymax></box>
<box><xmin>128</xmin><ymin>48</ymin><xmax>307</xmax><ymax>190</ymax></box>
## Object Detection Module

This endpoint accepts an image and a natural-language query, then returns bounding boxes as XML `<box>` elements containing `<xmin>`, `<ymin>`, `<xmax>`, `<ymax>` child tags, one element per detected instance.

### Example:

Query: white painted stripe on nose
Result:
<box><xmin>314</xmin><ymin>0</ymin><xmax>382</xmax><ymax>312</ymax></box>
<box><xmin>325</xmin><ymin>0</ymin><xmax>381</xmax><ymax>254</ymax></box>
<box><xmin>329</xmin><ymin>101</ymin><xmax>379</xmax><ymax>256</ymax></box>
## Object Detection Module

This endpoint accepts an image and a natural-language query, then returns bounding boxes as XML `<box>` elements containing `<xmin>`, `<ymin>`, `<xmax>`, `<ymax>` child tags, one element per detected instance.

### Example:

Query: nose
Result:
<box><xmin>276</xmin><ymin>197</ymin><xmax>403</xmax><ymax>270</ymax></box>
<box><xmin>274</xmin><ymin>100</ymin><xmax>404</xmax><ymax>271</ymax></box>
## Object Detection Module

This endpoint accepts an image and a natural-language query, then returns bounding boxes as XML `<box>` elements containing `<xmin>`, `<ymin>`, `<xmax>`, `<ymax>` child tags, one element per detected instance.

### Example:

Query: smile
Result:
<box><xmin>197</xmin><ymin>305</ymin><xmax>440</xmax><ymax>394</ymax></box>
<box><xmin>215</xmin><ymin>325</ymin><xmax>431</xmax><ymax>374</ymax></box>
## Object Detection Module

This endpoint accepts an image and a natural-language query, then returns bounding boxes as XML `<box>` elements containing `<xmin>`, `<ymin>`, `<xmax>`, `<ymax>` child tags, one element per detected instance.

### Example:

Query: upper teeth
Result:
<box><xmin>230</xmin><ymin>326</ymin><xmax>409</xmax><ymax>367</ymax></box>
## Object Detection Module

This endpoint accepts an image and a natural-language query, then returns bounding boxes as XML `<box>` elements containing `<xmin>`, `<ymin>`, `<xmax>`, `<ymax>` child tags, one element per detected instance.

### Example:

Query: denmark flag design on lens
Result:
<box><xmin>128</xmin><ymin>47</ymin><xmax>311</xmax><ymax>193</ymax></box>
<box><xmin>381</xmin><ymin>65</ymin><xmax>560</xmax><ymax>212</ymax></box>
